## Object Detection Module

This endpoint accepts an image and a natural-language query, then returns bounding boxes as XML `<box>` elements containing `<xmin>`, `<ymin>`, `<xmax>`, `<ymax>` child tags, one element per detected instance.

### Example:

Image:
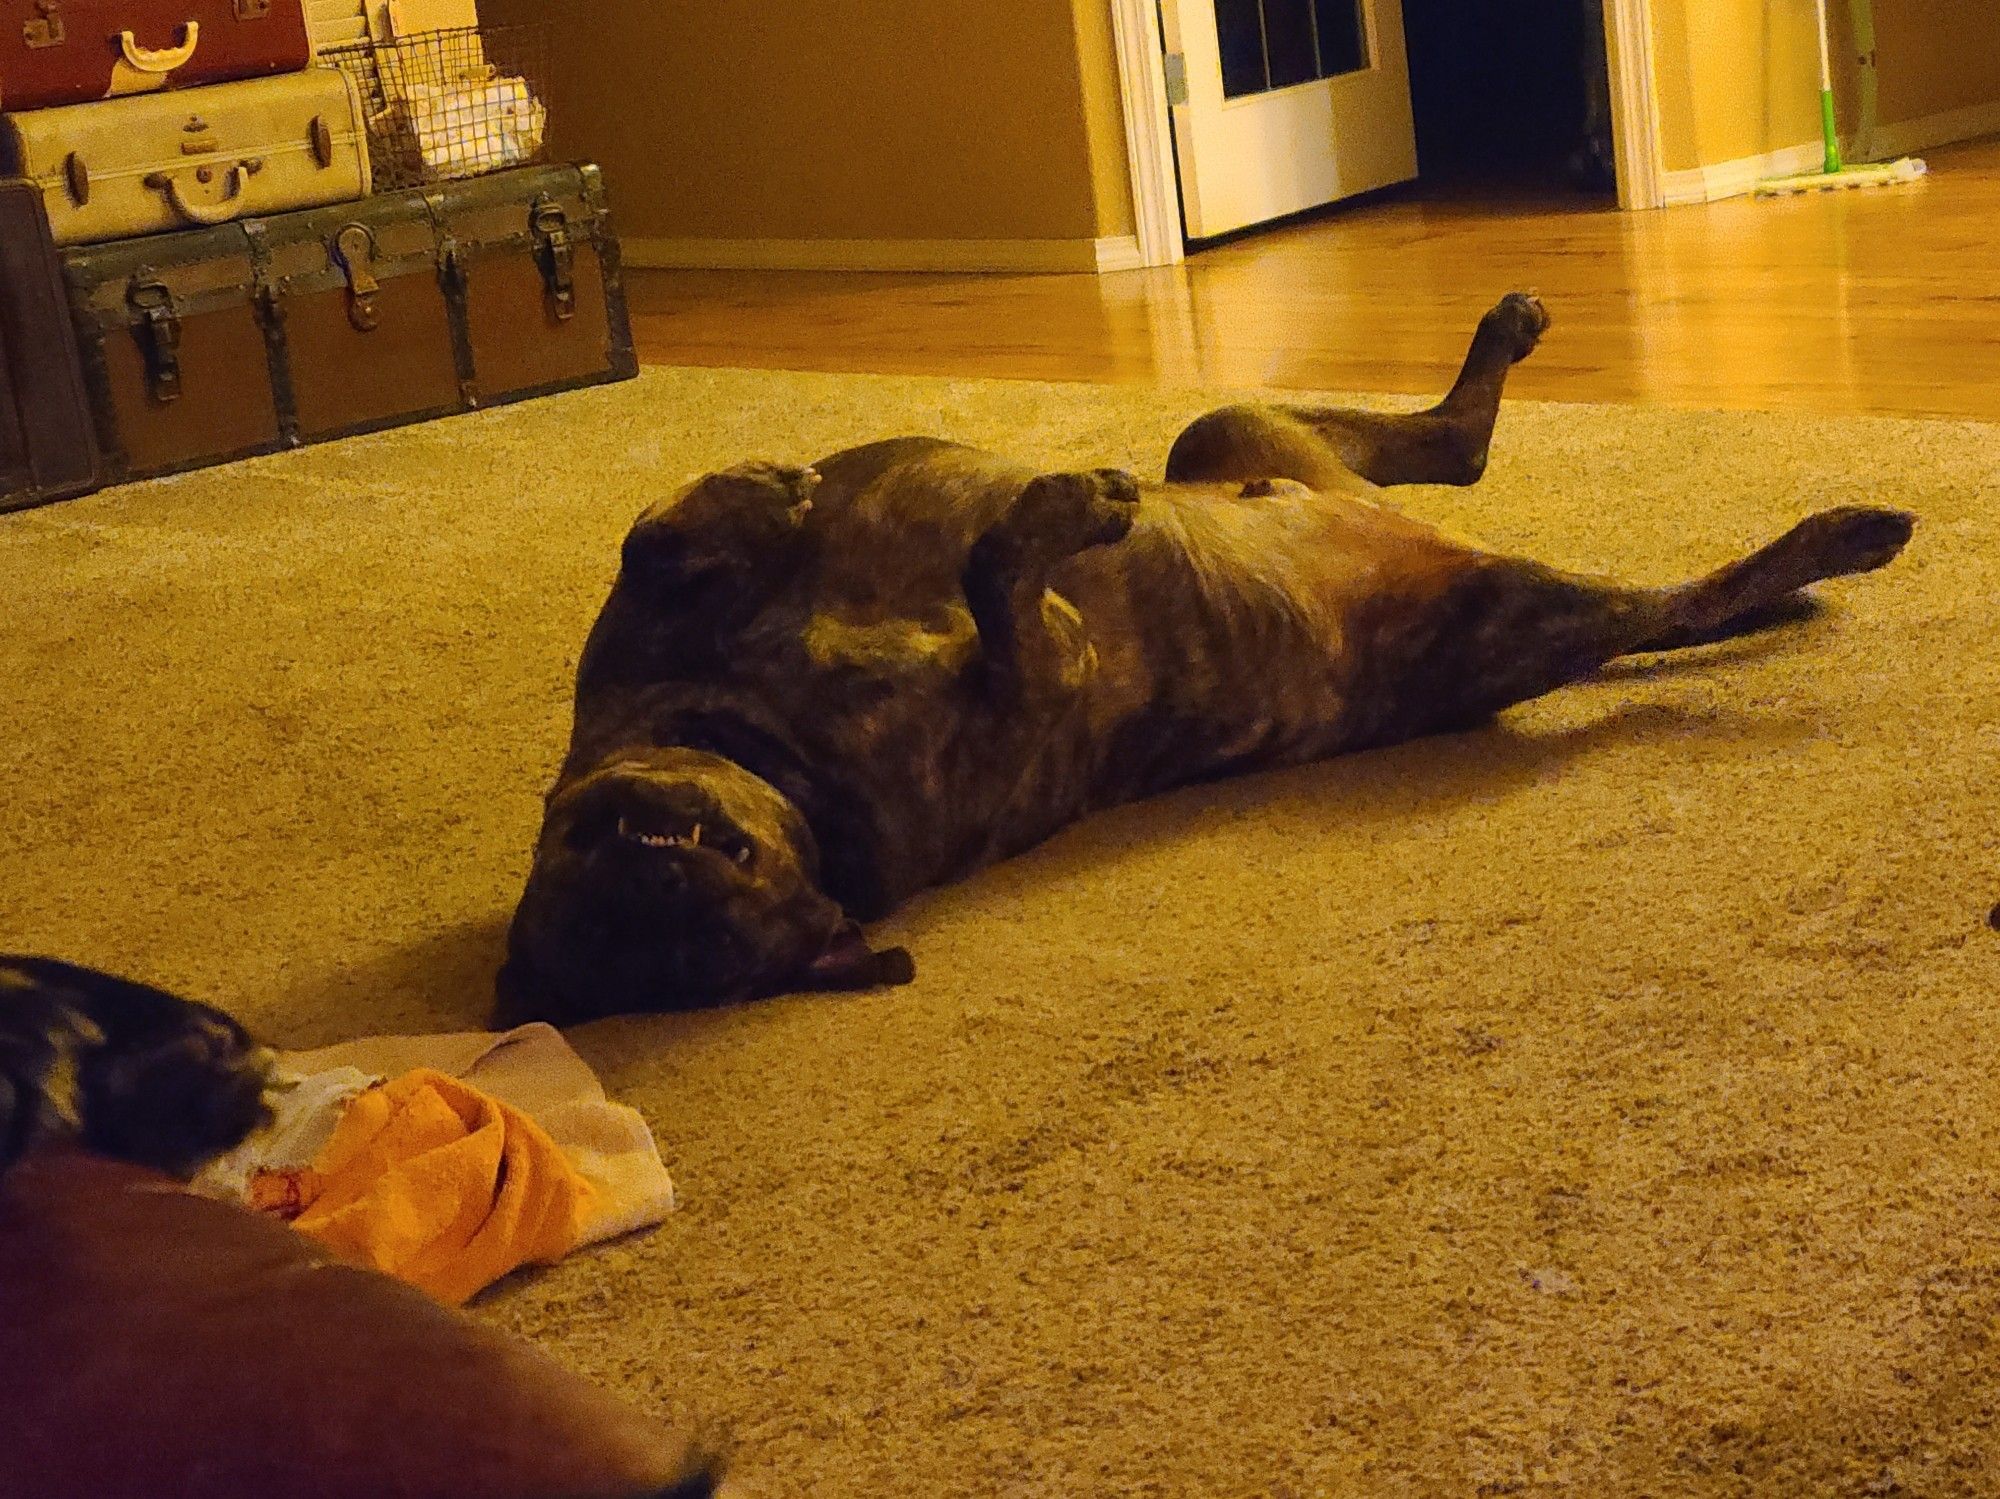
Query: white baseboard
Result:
<box><xmin>1661</xmin><ymin>139</ymin><xmax>1825</xmax><ymax>205</ymax></box>
<box><xmin>1866</xmin><ymin>97</ymin><xmax>2000</xmax><ymax>161</ymax></box>
<box><xmin>1659</xmin><ymin>97</ymin><xmax>2000</xmax><ymax>207</ymax></box>
<box><xmin>623</xmin><ymin>235</ymin><xmax>1109</xmax><ymax>275</ymax></box>
<box><xmin>1093</xmin><ymin>234</ymin><xmax>1146</xmax><ymax>273</ymax></box>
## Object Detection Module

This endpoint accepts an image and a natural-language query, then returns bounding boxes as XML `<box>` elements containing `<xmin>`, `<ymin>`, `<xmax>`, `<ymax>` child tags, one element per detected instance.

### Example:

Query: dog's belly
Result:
<box><xmin>1059</xmin><ymin>485</ymin><xmax>1465</xmax><ymax>803</ymax></box>
<box><xmin>798</xmin><ymin>483</ymin><xmax>1471</xmax><ymax>896</ymax></box>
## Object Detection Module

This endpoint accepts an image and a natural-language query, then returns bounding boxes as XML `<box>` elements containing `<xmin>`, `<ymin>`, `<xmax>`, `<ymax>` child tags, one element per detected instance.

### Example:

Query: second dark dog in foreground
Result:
<box><xmin>502</xmin><ymin>294</ymin><xmax>1914</xmax><ymax>1022</ymax></box>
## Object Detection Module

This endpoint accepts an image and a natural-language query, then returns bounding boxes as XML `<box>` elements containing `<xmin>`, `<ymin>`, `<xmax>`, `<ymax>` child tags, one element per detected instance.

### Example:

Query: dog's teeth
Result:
<box><xmin>690</xmin><ymin>823</ymin><xmax>703</xmax><ymax>845</ymax></box>
<box><xmin>735</xmin><ymin>846</ymin><xmax>752</xmax><ymax>865</ymax></box>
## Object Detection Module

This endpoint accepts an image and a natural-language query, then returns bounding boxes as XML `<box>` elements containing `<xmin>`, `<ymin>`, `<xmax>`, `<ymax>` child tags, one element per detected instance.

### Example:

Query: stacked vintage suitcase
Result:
<box><xmin>0</xmin><ymin>0</ymin><xmax>636</xmax><ymax>512</ymax></box>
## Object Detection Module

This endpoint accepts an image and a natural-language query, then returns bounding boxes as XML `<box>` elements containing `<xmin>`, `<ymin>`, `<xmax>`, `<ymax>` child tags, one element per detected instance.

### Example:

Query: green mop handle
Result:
<box><xmin>1815</xmin><ymin>0</ymin><xmax>1844</xmax><ymax>172</ymax></box>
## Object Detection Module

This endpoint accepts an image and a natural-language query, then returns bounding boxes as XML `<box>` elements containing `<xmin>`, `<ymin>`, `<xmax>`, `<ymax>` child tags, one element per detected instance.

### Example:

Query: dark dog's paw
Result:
<box><xmin>1486</xmin><ymin>291</ymin><xmax>1551</xmax><ymax>362</ymax></box>
<box><xmin>681</xmin><ymin>462</ymin><xmax>820</xmax><ymax>521</ymax></box>
<box><xmin>804</xmin><ymin>923</ymin><xmax>917</xmax><ymax>992</ymax></box>
<box><xmin>0</xmin><ymin>957</ymin><xmax>272</xmax><ymax>1183</ymax></box>
<box><xmin>1795</xmin><ymin>505</ymin><xmax>1916</xmax><ymax>577</ymax></box>
<box><xmin>0</xmin><ymin>971</ymin><xmax>94</xmax><ymax>1181</ymax></box>
<box><xmin>625</xmin><ymin>463</ymin><xmax>820</xmax><ymax>581</ymax></box>
<box><xmin>1008</xmin><ymin>468</ymin><xmax>1142</xmax><ymax>558</ymax></box>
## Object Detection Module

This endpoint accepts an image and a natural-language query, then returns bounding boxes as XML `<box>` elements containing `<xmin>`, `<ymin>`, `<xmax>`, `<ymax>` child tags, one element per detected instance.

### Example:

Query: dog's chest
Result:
<box><xmin>797</xmin><ymin>604</ymin><xmax>980</xmax><ymax>678</ymax></box>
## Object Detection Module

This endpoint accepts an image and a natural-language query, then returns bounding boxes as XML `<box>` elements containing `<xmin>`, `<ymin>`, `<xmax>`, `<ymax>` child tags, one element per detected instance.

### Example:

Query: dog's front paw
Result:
<box><xmin>1007</xmin><ymin>468</ymin><xmax>1142</xmax><ymax>558</ymax></box>
<box><xmin>625</xmin><ymin>463</ymin><xmax>820</xmax><ymax>581</ymax></box>
<box><xmin>698</xmin><ymin>462</ymin><xmax>821</xmax><ymax>524</ymax></box>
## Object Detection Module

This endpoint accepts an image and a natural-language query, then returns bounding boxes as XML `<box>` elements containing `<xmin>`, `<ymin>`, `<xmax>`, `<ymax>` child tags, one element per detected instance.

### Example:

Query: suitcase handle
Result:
<box><xmin>146</xmin><ymin>161</ymin><xmax>257</xmax><ymax>226</ymax></box>
<box><xmin>119</xmin><ymin>22</ymin><xmax>201</xmax><ymax>74</ymax></box>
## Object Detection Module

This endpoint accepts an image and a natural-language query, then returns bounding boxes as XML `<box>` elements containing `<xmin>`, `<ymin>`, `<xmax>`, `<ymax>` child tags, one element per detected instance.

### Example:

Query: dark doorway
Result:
<box><xmin>1401</xmin><ymin>1</ymin><xmax>1616</xmax><ymax>197</ymax></box>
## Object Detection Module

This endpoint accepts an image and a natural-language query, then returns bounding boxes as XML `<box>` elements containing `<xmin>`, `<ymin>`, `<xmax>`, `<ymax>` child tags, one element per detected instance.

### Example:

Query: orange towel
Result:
<box><xmin>259</xmin><ymin>1068</ymin><xmax>595</xmax><ymax>1305</ymax></box>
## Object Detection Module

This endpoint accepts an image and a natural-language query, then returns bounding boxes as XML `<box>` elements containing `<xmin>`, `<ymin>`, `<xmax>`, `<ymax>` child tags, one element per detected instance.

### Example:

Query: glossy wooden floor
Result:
<box><xmin>629</xmin><ymin>137</ymin><xmax>2000</xmax><ymax>423</ymax></box>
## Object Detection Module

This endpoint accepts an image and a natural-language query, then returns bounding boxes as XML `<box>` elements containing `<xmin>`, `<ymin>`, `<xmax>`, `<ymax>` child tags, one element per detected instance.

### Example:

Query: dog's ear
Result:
<box><xmin>804</xmin><ymin>921</ymin><xmax>915</xmax><ymax>992</ymax></box>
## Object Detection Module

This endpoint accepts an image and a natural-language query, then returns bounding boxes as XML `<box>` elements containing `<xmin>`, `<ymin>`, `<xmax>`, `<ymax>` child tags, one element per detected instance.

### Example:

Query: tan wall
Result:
<box><xmin>483</xmin><ymin>0</ymin><xmax>1123</xmax><ymax>246</ymax></box>
<box><xmin>1647</xmin><ymin>0</ymin><xmax>1701</xmax><ymax>173</ymax></box>
<box><xmin>1647</xmin><ymin>0</ymin><xmax>1831</xmax><ymax>170</ymax></box>
<box><xmin>1872</xmin><ymin>0</ymin><xmax>2000</xmax><ymax>125</ymax></box>
<box><xmin>1072</xmin><ymin>0</ymin><xmax>1137</xmax><ymax>238</ymax></box>
<box><xmin>1647</xmin><ymin>0</ymin><xmax>2000</xmax><ymax>173</ymax></box>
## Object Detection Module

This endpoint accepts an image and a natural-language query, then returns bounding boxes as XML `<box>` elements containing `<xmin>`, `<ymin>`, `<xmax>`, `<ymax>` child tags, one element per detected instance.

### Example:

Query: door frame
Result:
<box><xmin>1108</xmin><ymin>0</ymin><xmax>1186</xmax><ymax>266</ymax></box>
<box><xmin>1108</xmin><ymin>0</ymin><xmax>1667</xmax><ymax>269</ymax></box>
<box><xmin>1602</xmin><ymin>0</ymin><xmax>1666</xmax><ymax>210</ymax></box>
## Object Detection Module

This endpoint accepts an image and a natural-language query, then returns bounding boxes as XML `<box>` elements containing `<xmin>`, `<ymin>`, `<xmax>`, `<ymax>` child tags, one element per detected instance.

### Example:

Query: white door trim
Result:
<box><xmin>1111</xmin><ymin>0</ymin><xmax>1671</xmax><ymax>220</ymax></box>
<box><xmin>1108</xmin><ymin>0</ymin><xmax>1185</xmax><ymax>266</ymax></box>
<box><xmin>1601</xmin><ymin>0</ymin><xmax>1664</xmax><ymax>209</ymax></box>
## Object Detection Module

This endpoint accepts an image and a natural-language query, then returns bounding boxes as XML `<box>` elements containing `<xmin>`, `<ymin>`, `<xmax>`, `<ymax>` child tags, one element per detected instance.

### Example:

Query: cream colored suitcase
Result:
<box><xmin>2</xmin><ymin>67</ymin><xmax>370</xmax><ymax>246</ymax></box>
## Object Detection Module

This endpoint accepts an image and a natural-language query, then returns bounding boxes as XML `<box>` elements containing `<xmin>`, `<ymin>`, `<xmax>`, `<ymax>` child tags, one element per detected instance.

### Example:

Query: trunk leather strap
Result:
<box><xmin>125</xmin><ymin>278</ymin><xmax>183</xmax><ymax>405</ymax></box>
<box><xmin>529</xmin><ymin>199</ymin><xmax>577</xmax><ymax>322</ymax></box>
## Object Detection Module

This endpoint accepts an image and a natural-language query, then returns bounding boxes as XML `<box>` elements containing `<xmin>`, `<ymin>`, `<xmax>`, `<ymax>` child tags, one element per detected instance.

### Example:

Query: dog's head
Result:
<box><xmin>499</xmin><ymin>749</ymin><xmax>913</xmax><ymax>1023</ymax></box>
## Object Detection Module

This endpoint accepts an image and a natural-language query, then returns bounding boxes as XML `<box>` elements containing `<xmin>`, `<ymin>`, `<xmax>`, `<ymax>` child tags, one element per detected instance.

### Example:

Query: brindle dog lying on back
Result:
<box><xmin>501</xmin><ymin>294</ymin><xmax>1914</xmax><ymax>1023</ymax></box>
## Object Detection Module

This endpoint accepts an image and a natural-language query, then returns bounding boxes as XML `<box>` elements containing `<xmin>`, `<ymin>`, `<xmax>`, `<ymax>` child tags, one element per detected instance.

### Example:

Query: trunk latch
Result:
<box><xmin>332</xmin><ymin>223</ymin><xmax>381</xmax><ymax>332</ymax></box>
<box><xmin>529</xmin><ymin>197</ymin><xmax>577</xmax><ymax>322</ymax></box>
<box><xmin>126</xmin><ymin>275</ymin><xmax>182</xmax><ymax>403</ymax></box>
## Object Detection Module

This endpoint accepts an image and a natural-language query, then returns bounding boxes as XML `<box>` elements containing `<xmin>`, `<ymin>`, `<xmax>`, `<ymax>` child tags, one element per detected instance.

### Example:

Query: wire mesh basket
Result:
<box><xmin>322</xmin><ymin>25</ymin><xmax>550</xmax><ymax>192</ymax></box>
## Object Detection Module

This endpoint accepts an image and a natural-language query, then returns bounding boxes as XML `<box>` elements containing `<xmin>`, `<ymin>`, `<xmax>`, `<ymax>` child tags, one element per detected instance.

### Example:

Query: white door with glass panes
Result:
<box><xmin>1160</xmin><ymin>0</ymin><xmax>1418</xmax><ymax>240</ymax></box>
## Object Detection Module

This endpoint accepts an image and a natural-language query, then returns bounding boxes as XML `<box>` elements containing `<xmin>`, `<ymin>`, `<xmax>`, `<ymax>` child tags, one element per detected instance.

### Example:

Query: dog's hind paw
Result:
<box><xmin>1487</xmin><ymin>291</ymin><xmax>1551</xmax><ymax>362</ymax></box>
<box><xmin>1798</xmin><ymin>505</ymin><xmax>1916</xmax><ymax>577</ymax></box>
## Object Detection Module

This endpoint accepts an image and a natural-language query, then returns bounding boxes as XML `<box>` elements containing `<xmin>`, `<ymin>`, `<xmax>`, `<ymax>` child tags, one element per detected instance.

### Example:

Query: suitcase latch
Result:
<box><xmin>127</xmin><ymin>277</ymin><xmax>183</xmax><ymax>404</ymax></box>
<box><xmin>529</xmin><ymin>198</ymin><xmax>577</xmax><ymax>322</ymax></box>
<box><xmin>234</xmin><ymin>0</ymin><xmax>270</xmax><ymax>17</ymax></box>
<box><xmin>332</xmin><ymin>224</ymin><xmax>381</xmax><ymax>332</ymax></box>
<box><xmin>23</xmin><ymin>1</ymin><xmax>64</xmax><ymax>47</ymax></box>
<box><xmin>181</xmin><ymin>116</ymin><xmax>219</xmax><ymax>155</ymax></box>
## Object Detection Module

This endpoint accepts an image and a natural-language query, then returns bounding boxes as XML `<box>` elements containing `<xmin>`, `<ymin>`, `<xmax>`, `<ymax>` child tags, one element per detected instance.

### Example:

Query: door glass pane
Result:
<box><xmin>1312</xmin><ymin>0</ymin><xmax>1367</xmax><ymax>76</ymax></box>
<box><xmin>1213</xmin><ymin>0</ymin><xmax>1268</xmax><ymax>98</ymax></box>
<box><xmin>1263</xmin><ymin>0</ymin><xmax>1318</xmax><ymax>89</ymax></box>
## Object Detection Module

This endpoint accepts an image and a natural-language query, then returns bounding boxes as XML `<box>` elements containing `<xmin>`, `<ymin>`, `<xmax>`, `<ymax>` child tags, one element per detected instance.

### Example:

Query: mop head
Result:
<box><xmin>1756</xmin><ymin>156</ymin><xmax>1927</xmax><ymax>196</ymax></box>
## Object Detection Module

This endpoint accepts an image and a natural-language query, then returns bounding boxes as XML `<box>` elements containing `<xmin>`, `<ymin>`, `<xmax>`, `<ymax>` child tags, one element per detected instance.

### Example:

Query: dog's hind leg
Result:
<box><xmin>1357</xmin><ymin>505</ymin><xmax>1916</xmax><ymax>742</ymax></box>
<box><xmin>963</xmin><ymin>468</ymin><xmax>1141</xmax><ymax>699</ymax></box>
<box><xmin>1165</xmin><ymin>292</ymin><xmax>1549</xmax><ymax>490</ymax></box>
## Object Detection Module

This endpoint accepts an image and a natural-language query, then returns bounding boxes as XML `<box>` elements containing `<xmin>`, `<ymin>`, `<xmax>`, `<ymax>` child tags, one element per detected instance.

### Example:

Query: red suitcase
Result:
<box><xmin>0</xmin><ymin>0</ymin><xmax>312</xmax><ymax>113</ymax></box>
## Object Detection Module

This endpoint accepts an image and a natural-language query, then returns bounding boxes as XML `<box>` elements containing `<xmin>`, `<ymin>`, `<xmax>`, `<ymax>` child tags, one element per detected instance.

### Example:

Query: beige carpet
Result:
<box><xmin>4</xmin><ymin>368</ymin><xmax>1998</xmax><ymax>1496</ymax></box>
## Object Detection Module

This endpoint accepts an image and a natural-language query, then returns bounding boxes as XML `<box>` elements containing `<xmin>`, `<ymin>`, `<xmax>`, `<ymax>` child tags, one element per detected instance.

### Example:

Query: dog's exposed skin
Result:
<box><xmin>501</xmin><ymin>295</ymin><xmax>1915</xmax><ymax>1023</ymax></box>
